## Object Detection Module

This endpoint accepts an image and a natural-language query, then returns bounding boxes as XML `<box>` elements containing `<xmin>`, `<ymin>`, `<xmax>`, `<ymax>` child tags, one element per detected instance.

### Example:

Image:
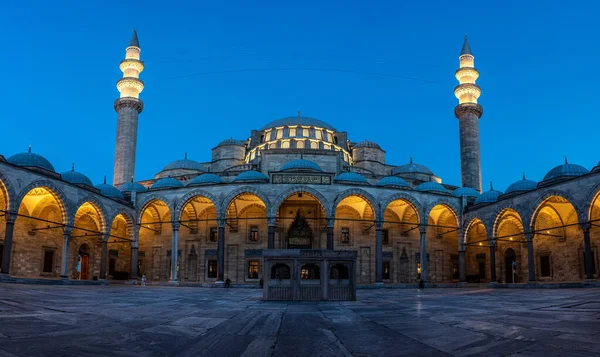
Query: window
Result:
<box><xmin>260</xmin><ymin>135</ymin><xmax>264</xmax><ymax>143</ymax></box>
<box><xmin>330</xmin><ymin>264</ymin><xmax>349</xmax><ymax>279</ymax></box>
<box><xmin>323</xmin><ymin>143</ymin><xmax>331</xmax><ymax>150</ymax></box>
<box><xmin>300</xmin><ymin>264</ymin><xmax>320</xmax><ymax>279</ymax></box>
<box><xmin>249</xmin><ymin>226</ymin><xmax>259</xmax><ymax>242</ymax></box>
<box><xmin>250</xmin><ymin>150</ymin><xmax>256</xmax><ymax>160</ymax></box>
<box><xmin>315</xmin><ymin>130</ymin><xmax>322</xmax><ymax>140</ymax></box>
<box><xmin>302</xmin><ymin>128</ymin><xmax>309</xmax><ymax>137</ymax></box>
<box><xmin>310</xmin><ymin>141</ymin><xmax>318</xmax><ymax>149</ymax></box>
<box><xmin>289</xmin><ymin>127</ymin><xmax>297</xmax><ymax>137</ymax></box>
<box><xmin>207</xmin><ymin>260</ymin><xmax>217</xmax><ymax>278</ymax></box>
<box><xmin>382</xmin><ymin>262</ymin><xmax>390</xmax><ymax>280</ymax></box>
<box><xmin>334</xmin><ymin>136</ymin><xmax>338</xmax><ymax>145</ymax></box>
<box><xmin>276</xmin><ymin>128</ymin><xmax>283</xmax><ymax>139</ymax></box>
<box><xmin>43</xmin><ymin>250</ymin><xmax>54</xmax><ymax>273</ymax></box>
<box><xmin>341</xmin><ymin>227</ymin><xmax>350</xmax><ymax>243</ymax></box>
<box><xmin>248</xmin><ymin>260</ymin><xmax>259</xmax><ymax>279</ymax></box>
<box><xmin>540</xmin><ymin>255</ymin><xmax>551</xmax><ymax>277</ymax></box>
<box><xmin>296</xmin><ymin>140</ymin><xmax>305</xmax><ymax>149</ymax></box>
<box><xmin>282</xmin><ymin>141</ymin><xmax>290</xmax><ymax>149</ymax></box>
<box><xmin>323</xmin><ymin>131</ymin><xmax>329</xmax><ymax>142</ymax></box>
<box><xmin>271</xmin><ymin>264</ymin><xmax>290</xmax><ymax>279</ymax></box>
<box><xmin>269</xmin><ymin>143</ymin><xmax>277</xmax><ymax>149</ymax></box>
<box><xmin>209</xmin><ymin>227</ymin><xmax>217</xmax><ymax>242</ymax></box>
<box><xmin>382</xmin><ymin>229</ymin><xmax>389</xmax><ymax>245</ymax></box>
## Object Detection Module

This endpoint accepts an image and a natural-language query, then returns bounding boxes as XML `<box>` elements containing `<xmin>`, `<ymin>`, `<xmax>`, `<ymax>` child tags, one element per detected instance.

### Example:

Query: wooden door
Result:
<box><xmin>81</xmin><ymin>255</ymin><xmax>89</xmax><ymax>280</ymax></box>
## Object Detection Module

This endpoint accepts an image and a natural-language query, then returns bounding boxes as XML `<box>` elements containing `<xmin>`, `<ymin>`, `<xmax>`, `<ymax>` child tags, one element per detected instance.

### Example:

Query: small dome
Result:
<box><xmin>474</xmin><ymin>187</ymin><xmax>503</xmax><ymax>204</ymax></box>
<box><xmin>377</xmin><ymin>176</ymin><xmax>410</xmax><ymax>188</ymax></box>
<box><xmin>162</xmin><ymin>154</ymin><xmax>208</xmax><ymax>172</ymax></box>
<box><xmin>543</xmin><ymin>160</ymin><xmax>589</xmax><ymax>181</ymax></box>
<box><xmin>505</xmin><ymin>175</ymin><xmax>537</xmax><ymax>194</ymax></box>
<box><xmin>8</xmin><ymin>150</ymin><xmax>55</xmax><ymax>172</ymax></box>
<box><xmin>217</xmin><ymin>138</ymin><xmax>246</xmax><ymax>147</ymax></box>
<box><xmin>415</xmin><ymin>182</ymin><xmax>448</xmax><ymax>194</ymax></box>
<box><xmin>452</xmin><ymin>187</ymin><xmax>480</xmax><ymax>198</ymax></box>
<box><xmin>95</xmin><ymin>181</ymin><xmax>124</xmax><ymax>199</ymax></box>
<box><xmin>233</xmin><ymin>170</ymin><xmax>269</xmax><ymax>183</ymax></box>
<box><xmin>61</xmin><ymin>168</ymin><xmax>93</xmax><ymax>187</ymax></box>
<box><xmin>151</xmin><ymin>178</ymin><xmax>184</xmax><ymax>190</ymax></box>
<box><xmin>334</xmin><ymin>172</ymin><xmax>369</xmax><ymax>184</ymax></box>
<box><xmin>353</xmin><ymin>140</ymin><xmax>381</xmax><ymax>150</ymax></box>
<box><xmin>188</xmin><ymin>173</ymin><xmax>223</xmax><ymax>186</ymax></box>
<box><xmin>280</xmin><ymin>159</ymin><xmax>322</xmax><ymax>172</ymax></box>
<box><xmin>118</xmin><ymin>181</ymin><xmax>147</xmax><ymax>192</ymax></box>
<box><xmin>260</xmin><ymin>116</ymin><xmax>337</xmax><ymax>131</ymax></box>
<box><xmin>393</xmin><ymin>158</ymin><xmax>433</xmax><ymax>176</ymax></box>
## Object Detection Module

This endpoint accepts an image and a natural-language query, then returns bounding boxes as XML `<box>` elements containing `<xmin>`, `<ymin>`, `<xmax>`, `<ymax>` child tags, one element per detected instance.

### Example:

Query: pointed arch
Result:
<box><xmin>137</xmin><ymin>194</ymin><xmax>173</xmax><ymax>224</ymax></box>
<box><xmin>492</xmin><ymin>206</ymin><xmax>526</xmax><ymax>238</ymax></box>
<box><xmin>221</xmin><ymin>186</ymin><xmax>270</xmax><ymax>220</ymax></box>
<box><xmin>423</xmin><ymin>199</ymin><xmax>460</xmax><ymax>227</ymax></box>
<box><xmin>72</xmin><ymin>196</ymin><xmax>109</xmax><ymax>234</ymax></box>
<box><xmin>464</xmin><ymin>217</ymin><xmax>488</xmax><ymax>245</ymax></box>
<box><xmin>14</xmin><ymin>180</ymin><xmax>70</xmax><ymax>226</ymax></box>
<box><xmin>528</xmin><ymin>190</ymin><xmax>583</xmax><ymax>232</ymax></box>
<box><xmin>174</xmin><ymin>188</ymin><xmax>220</xmax><ymax>221</ymax></box>
<box><xmin>380</xmin><ymin>192</ymin><xmax>423</xmax><ymax>225</ymax></box>
<box><xmin>332</xmin><ymin>188</ymin><xmax>379</xmax><ymax>222</ymax></box>
<box><xmin>108</xmin><ymin>210</ymin><xmax>135</xmax><ymax>241</ymax></box>
<box><xmin>0</xmin><ymin>170</ymin><xmax>16</xmax><ymax>213</ymax></box>
<box><xmin>269</xmin><ymin>185</ymin><xmax>331</xmax><ymax>217</ymax></box>
<box><xmin>584</xmin><ymin>181</ymin><xmax>600</xmax><ymax>224</ymax></box>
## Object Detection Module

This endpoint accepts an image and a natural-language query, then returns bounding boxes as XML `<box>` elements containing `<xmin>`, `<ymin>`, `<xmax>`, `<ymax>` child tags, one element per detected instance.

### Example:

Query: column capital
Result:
<box><xmin>101</xmin><ymin>234</ymin><xmax>110</xmax><ymax>243</ymax></box>
<box><xmin>4</xmin><ymin>211</ymin><xmax>17</xmax><ymax>224</ymax></box>
<box><xmin>580</xmin><ymin>222</ymin><xmax>591</xmax><ymax>233</ymax></box>
<box><xmin>525</xmin><ymin>232</ymin><xmax>534</xmax><ymax>241</ymax></box>
<box><xmin>326</xmin><ymin>217</ymin><xmax>335</xmax><ymax>228</ymax></box>
<box><xmin>62</xmin><ymin>227</ymin><xmax>73</xmax><ymax>236</ymax></box>
<box><xmin>419</xmin><ymin>225</ymin><xmax>428</xmax><ymax>235</ymax></box>
<box><xmin>489</xmin><ymin>238</ymin><xmax>496</xmax><ymax>246</ymax></box>
<box><xmin>267</xmin><ymin>217</ymin><xmax>277</xmax><ymax>227</ymax></box>
<box><xmin>217</xmin><ymin>219</ymin><xmax>226</xmax><ymax>228</ymax></box>
<box><xmin>172</xmin><ymin>221</ymin><xmax>180</xmax><ymax>231</ymax></box>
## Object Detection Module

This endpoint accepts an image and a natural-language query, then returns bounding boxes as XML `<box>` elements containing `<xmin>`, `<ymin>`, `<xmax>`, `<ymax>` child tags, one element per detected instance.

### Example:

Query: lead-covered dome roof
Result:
<box><xmin>118</xmin><ymin>181</ymin><xmax>147</xmax><ymax>192</ymax></box>
<box><xmin>376</xmin><ymin>176</ymin><xmax>410</xmax><ymax>188</ymax></box>
<box><xmin>392</xmin><ymin>158</ymin><xmax>433</xmax><ymax>176</ymax></box>
<box><xmin>162</xmin><ymin>156</ymin><xmax>208</xmax><ymax>172</ymax></box>
<box><xmin>151</xmin><ymin>177</ymin><xmax>184</xmax><ymax>190</ymax></box>
<box><xmin>543</xmin><ymin>159</ymin><xmax>588</xmax><ymax>181</ymax></box>
<box><xmin>353</xmin><ymin>140</ymin><xmax>381</xmax><ymax>150</ymax></box>
<box><xmin>233</xmin><ymin>170</ymin><xmax>269</xmax><ymax>183</ymax></box>
<box><xmin>505</xmin><ymin>174</ymin><xmax>537</xmax><ymax>194</ymax></box>
<box><xmin>334</xmin><ymin>172</ymin><xmax>369</xmax><ymax>184</ymax></box>
<box><xmin>415</xmin><ymin>182</ymin><xmax>448</xmax><ymax>194</ymax></box>
<box><xmin>474</xmin><ymin>185</ymin><xmax>503</xmax><ymax>204</ymax></box>
<box><xmin>280</xmin><ymin>159</ymin><xmax>322</xmax><ymax>172</ymax></box>
<box><xmin>95</xmin><ymin>179</ymin><xmax>124</xmax><ymax>199</ymax></box>
<box><xmin>452</xmin><ymin>187</ymin><xmax>480</xmax><ymax>198</ymax></box>
<box><xmin>8</xmin><ymin>149</ymin><xmax>55</xmax><ymax>172</ymax></box>
<box><xmin>260</xmin><ymin>116</ymin><xmax>337</xmax><ymax>131</ymax></box>
<box><xmin>188</xmin><ymin>173</ymin><xmax>223</xmax><ymax>186</ymax></box>
<box><xmin>61</xmin><ymin>166</ymin><xmax>93</xmax><ymax>187</ymax></box>
<box><xmin>217</xmin><ymin>138</ymin><xmax>246</xmax><ymax>147</ymax></box>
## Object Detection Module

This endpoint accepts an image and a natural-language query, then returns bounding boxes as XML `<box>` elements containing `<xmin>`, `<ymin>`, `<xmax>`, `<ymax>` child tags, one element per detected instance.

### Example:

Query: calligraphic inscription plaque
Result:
<box><xmin>272</xmin><ymin>174</ymin><xmax>331</xmax><ymax>185</ymax></box>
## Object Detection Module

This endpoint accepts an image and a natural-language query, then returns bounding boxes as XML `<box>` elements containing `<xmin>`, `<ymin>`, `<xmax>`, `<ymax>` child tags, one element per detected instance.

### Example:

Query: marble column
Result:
<box><xmin>458</xmin><ymin>250</ymin><xmax>466</xmax><ymax>282</ymax></box>
<box><xmin>326</xmin><ymin>218</ymin><xmax>334</xmax><ymax>250</ymax></box>
<box><xmin>526</xmin><ymin>233</ymin><xmax>535</xmax><ymax>283</ymax></box>
<box><xmin>582</xmin><ymin>223</ymin><xmax>594</xmax><ymax>280</ymax></box>
<box><xmin>420</xmin><ymin>227</ymin><xmax>428</xmax><ymax>282</ymax></box>
<box><xmin>100</xmin><ymin>235</ymin><xmax>108</xmax><ymax>279</ymax></box>
<box><xmin>489</xmin><ymin>242</ymin><xmax>496</xmax><ymax>283</ymax></box>
<box><xmin>217</xmin><ymin>220</ymin><xmax>225</xmax><ymax>282</ymax></box>
<box><xmin>375</xmin><ymin>225</ymin><xmax>383</xmax><ymax>284</ymax></box>
<box><xmin>267</xmin><ymin>218</ymin><xmax>275</xmax><ymax>249</ymax></box>
<box><xmin>1</xmin><ymin>213</ymin><xmax>16</xmax><ymax>275</ymax></box>
<box><xmin>130</xmin><ymin>225</ymin><xmax>140</xmax><ymax>280</ymax></box>
<box><xmin>169</xmin><ymin>222</ymin><xmax>179</xmax><ymax>282</ymax></box>
<box><xmin>60</xmin><ymin>229</ymin><xmax>72</xmax><ymax>279</ymax></box>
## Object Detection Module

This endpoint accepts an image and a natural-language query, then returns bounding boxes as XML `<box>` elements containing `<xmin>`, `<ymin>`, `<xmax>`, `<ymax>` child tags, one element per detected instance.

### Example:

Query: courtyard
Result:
<box><xmin>0</xmin><ymin>285</ymin><xmax>599</xmax><ymax>356</ymax></box>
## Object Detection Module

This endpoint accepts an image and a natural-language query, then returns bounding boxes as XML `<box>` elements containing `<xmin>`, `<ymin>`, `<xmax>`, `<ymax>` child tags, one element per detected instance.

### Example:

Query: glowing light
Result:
<box><xmin>509</xmin><ymin>237</ymin><xmax>513</xmax><ymax>241</ymax></box>
<box><xmin>479</xmin><ymin>242</ymin><xmax>482</xmax><ymax>246</ymax></box>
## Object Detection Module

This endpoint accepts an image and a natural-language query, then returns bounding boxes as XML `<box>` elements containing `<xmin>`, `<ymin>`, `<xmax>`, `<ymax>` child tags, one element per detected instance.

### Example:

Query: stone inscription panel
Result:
<box><xmin>272</xmin><ymin>174</ymin><xmax>331</xmax><ymax>185</ymax></box>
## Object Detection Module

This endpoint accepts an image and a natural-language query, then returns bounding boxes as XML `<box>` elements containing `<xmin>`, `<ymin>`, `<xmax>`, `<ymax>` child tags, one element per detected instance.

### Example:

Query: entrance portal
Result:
<box><xmin>504</xmin><ymin>248</ymin><xmax>516</xmax><ymax>283</ymax></box>
<box><xmin>287</xmin><ymin>211</ymin><xmax>313</xmax><ymax>249</ymax></box>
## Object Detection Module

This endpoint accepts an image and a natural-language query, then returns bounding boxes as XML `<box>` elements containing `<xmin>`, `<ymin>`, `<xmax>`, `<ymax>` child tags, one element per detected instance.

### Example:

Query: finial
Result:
<box><xmin>522</xmin><ymin>172</ymin><xmax>526</xmax><ymax>180</ymax></box>
<box><xmin>71</xmin><ymin>163</ymin><xmax>75</xmax><ymax>172</ymax></box>
<box><xmin>131</xmin><ymin>176</ymin><xmax>134</xmax><ymax>183</ymax></box>
<box><xmin>128</xmin><ymin>29</ymin><xmax>140</xmax><ymax>48</ymax></box>
<box><xmin>490</xmin><ymin>181</ymin><xmax>494</xmax><ymax>191</ymax></box>
<box><xmin>103</xmin><ymin>176</ymin><xmax>107</xmax><ymax>184</ymax></box>
<box><xmin>184</xmin><ymin>152</ymin><xmax>187</xmax><ymax>160</ymax></box>
<box><xmin>564</xmin><ymin>155</ymin><xmax>568</xmax><ymax>164</ymax></box>
<box><xmin>460</xmin><ymin>36</ymin><xmax>472</xmax><ymax>56</ymax></box>
<box><xmin>409</xmin><ymin>156</ymin><xmax>413</xmax><ymax>164</ymax></box>
<box><xmin>28</xmin><ymin>145</ymin><xmax>31</xmax><ymax>153</ymax></box>
<box><xmin>297</xmin><ymin>110</ymin><xmax>301</xmax><ymax>117</ymax></box>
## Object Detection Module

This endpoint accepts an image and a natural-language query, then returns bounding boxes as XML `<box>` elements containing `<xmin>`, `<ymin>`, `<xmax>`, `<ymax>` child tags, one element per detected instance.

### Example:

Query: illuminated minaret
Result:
<box><xmin>454</xmin><ymin>36</ymin><xmax>483</xmax><ymax>192</ymax></box>
<box><xmin>113</xmin><ymin>30</ymin><xmax>144</xmax><ymax>187</ymax></box>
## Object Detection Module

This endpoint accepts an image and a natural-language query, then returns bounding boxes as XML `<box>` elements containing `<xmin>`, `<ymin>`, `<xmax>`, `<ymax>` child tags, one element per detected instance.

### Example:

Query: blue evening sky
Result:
<box><xmin>1</xmin><ymin>1</ymin><xmax>598</xmax><ymax>191</ymax></box>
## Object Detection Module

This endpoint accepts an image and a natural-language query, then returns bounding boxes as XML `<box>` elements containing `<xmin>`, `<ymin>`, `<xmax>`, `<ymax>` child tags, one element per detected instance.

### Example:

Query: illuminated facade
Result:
<box><xmin>0</xmin><ymin>34</ymin><xmax>598</xmax><ymax>287</ymax></box>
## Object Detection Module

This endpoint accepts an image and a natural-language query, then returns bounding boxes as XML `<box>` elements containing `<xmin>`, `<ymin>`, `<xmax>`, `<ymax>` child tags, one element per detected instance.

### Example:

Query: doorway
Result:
<box><xmin>504</xmin><ymin>248</ymin><xmax>516</xmax><ymax>283</ymax></box>
<box><xmin>78</xmin><ymin>244</ymin><xmax>90</xmax><ymax>280</ymax></box>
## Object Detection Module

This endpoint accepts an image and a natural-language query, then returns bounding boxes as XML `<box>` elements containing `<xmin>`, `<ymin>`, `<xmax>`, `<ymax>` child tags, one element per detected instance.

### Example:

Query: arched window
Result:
<box><xmin>330</xmin><ymin>264</ymin><xmax>349</xmax><ymax>279</ymax></box>
<box><xmin>271</xmin><ymin>263</ymin><xmax>290</xmax><ymax>279</ymax></box>
<box><xmin>300</xmin><ymin>263</ymin><xmax>320</xmax><ymax>280</ymax></box>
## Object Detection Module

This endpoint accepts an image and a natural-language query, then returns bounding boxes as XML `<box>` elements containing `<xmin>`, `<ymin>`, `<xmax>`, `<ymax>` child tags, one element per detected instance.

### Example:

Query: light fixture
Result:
<box><xmin>509</xmin><ymin>237</ymin><xmax>513</xmax><ymax>241</ymax></box>
<box><xmin>479</xmin><ymin>242</ymin><xmax>482</xmax><ymax>246</ymax></box>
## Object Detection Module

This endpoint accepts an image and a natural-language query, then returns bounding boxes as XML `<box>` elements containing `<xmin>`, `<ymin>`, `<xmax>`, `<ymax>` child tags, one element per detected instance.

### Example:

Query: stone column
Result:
<box><xmin>489</xmin><ymin>242</ymin><xmax>496</xmax><ymax>283</ymax></box>
<box><xmin>100</xmin><ymin>235</ymin><xmax>109</xmax><ymax>279</ymax></box>
<box><xmin>420</xmin><ymin>227</ymin><xmax>428</xmax><ymax>282</ymax></box>
<box><xmin>267</xmin><ymin>218</ymin><xmax>275</xmax><ymax>249</ymax></box>
<box><xmin>375</xmin><ymin>224</ymin><xmax>383</xmax><ymax>284</ymax></box>
<box><xmin>130</xmin><ymin>225</ymin><xmax>140</xmax><ymax>280</ymax></box>
<box><xmin>60</xmin><ymin>229</ymin><xmax>72</xmax><ymax>279</ymax></box>
<box><xmin>169</xmin><ymin>222</ymin><xmax>179</xmax><ymax>283</ymax></box>
<box><xmin>1</xmin><ymin>212</ymin><xmax>16</xmax><ymax>275</ymax></box>
<box><xmin>526</xmin><ymin>233</ymin><xmax>535</xmax><ymax>283</ymax></box>
<box><xmin>582</xmin><ymin>223</ymin><xmax>594</xmax><ymax>280</ymax></box>
<box><xmin>326</xmin><ymin>218</ymin><xmax>335</xmax><ymax>250</ymax></box>
<box><xmin>458</xmin><ymin>250</ymin><xmax>466</xmax><ymax>282</ymax></box>
<box><xmin>217</xmin><ymin>219</ymin><xmax>225</xmax><ymax>283</ymax></box>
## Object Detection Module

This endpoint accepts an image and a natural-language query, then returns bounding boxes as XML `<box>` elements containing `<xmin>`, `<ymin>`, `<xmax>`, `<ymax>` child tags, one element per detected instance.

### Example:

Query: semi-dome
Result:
<box><xmin>280</xmin><ymin>159</ymin><xmax>322</xmax><ymax>172</ymax></box>
<box><xmin>334</xmin><ymin>172</ymin><xmax>369</xmax><ymax>184</ymax></box>
<box><xmin>118</xmin><ymin>181</ymin><xmax>147</xmax><ymax>192</ymax></box>
<box><xmin>233</xmin><ymin>170</ymin><xmax>269</xmax><ymax>183</ymax></box>
<box><xmin>452</xmin><ymin>187</ymin><xmax>480</xmax><ymax>198</ymax></box>
<box><xmin>61</xmin><ymin>166</ymin><xmax>93</xmax><ymax>187</ymax></box>
<box><xmin>505</xmin><ymin>174</ymin><xmax>537</xmax><ymax>194</ymax></box>
<box><xmin>353</xmin><ymin>140</ymin><xmax>381</xmax><ymax>150</ymax></box>
<box><xmin>162</xmin><ymin>154</ymin><xmax>208</xmax><ymax>172</ymax></box>
<box><xmin>474</xmin><ymin>184</ymin><xmax>503</xmax><ymax>204</ymax></box>
<box><xmin>217</xmin><ymin>138</ymin><xmax>246</xmax><ymax>147</ymax></box>
<box><xmin>260</xmin><ymin>116</ymin><xmax>337</xmax><ymax>131</ymax></box>
<box><xmin>543</xmin><ymin>159</ymin><xmax>589</xmax><ymax>181</ymax></box>
<box><xmin>392</xmin><ymin>158</ymin><xmax>433</xmax><ymax>176</ymax></box>
<box><xmin>95</xmin><ymin>178</ymin><xmax>124</xmax><ymax>199</ymax></box>
<box><xmin>151</xmin><ymin>177</ymin><xmax>184</xmax><ymax>190</ymax></box>
<box><xmin>188</xmin><ymin>173</ymin><xmax>223</xmax><ymax>186</ymax></box>
<box><xmin>415</xmin><ymin>182</ymin><xmax>448</xmax><ymax>194</ymax></box>
<box><xmin>8</xmin><ymin>149</ymin><xmax>55</xmax><ymax>172</ymax></box>
<box><xmin>376</xmin><ymin>176</ymin><xmax>410</xmax><ymax>188</ymax></box>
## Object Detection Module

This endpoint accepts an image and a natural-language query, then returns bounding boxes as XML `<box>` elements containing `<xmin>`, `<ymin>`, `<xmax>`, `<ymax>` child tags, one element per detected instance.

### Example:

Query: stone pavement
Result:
<box><xmin>0</xmin><ymin>285</ymin><xmax>599</xmax><ymax>356</ymax></box>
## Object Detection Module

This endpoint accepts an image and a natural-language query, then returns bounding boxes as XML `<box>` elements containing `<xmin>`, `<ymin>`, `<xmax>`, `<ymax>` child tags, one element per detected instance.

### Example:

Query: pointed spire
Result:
<box><xmin>297</xmin><ymin>110</ymin><xmax>301</xmax><ymax>117</ymax></box>
<box><xmin>103</xmin><ymin>175</ymin><xmax>107</xmax><ymax>184</ymax></box>
<box><xmin>128</xmin><ymin>29</ymin><xmax>140</xmax><ymax>48</ymax></box>
<box><xmin>131</xmin><ymin>176</ymin><xmax>134</xmax><ymax>183</ymax></box>
<box><xmin>184</xmin><ymin>152</ymin><xmax>187</xmax><ymax>160</ymax></box>
<box><xmin>522</xmin><ymin>172</ymin><xmax>526</xmax><ymax>180</ymax></box>
<box><xmin>28</xmin><ymin>145</ymin><xmax>32</xmax><ymax>153</ymax></box>
<box><xmin>71</xmin><ymin>163</ymin><xmax>75</xmax><ymax>172</ymax></box>
<box><xmin>490</xmin><ymin>181</ymin><xmax>494</xmax><ymax>191</ymax></box>
<box><xmin>565</xmin><ymin>155</ymin><xmax>568</xmax><ymax>164</ymax></box>
<box><xmin>460</xmin><ymin>35</ymin><xmax>472</xmax><ymax>56</ymax></box>
<box><xmin>409</xmin><ymin>156</ymin><xmax>413</xmax><ymax>164</ymax></box>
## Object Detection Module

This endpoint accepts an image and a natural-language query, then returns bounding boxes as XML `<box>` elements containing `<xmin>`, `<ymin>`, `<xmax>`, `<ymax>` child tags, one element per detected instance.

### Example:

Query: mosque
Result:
<box><xmin>0</xmin><ymin>32</ymin><xmax>597</xmax><ymax>286</ymax></box>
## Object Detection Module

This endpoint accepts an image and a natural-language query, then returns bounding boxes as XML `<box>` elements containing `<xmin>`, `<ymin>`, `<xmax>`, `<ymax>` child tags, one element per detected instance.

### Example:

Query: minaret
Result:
<box><xmin>113</xmin><ymin>30</ymin><xmax>144</xmax><ymax>187</ymax></box>
<box><xmin>454</xmin><ymin>36</ymin><xmax>483</xmax><ymax>192</ymax></box>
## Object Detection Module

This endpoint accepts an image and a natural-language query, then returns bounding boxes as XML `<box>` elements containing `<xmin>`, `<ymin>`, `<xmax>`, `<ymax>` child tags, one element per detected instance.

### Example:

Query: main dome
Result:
<box><xmin>260</xmin><ymin>116</ymin><xmax>337</xmax><ymax>131</ymax></box>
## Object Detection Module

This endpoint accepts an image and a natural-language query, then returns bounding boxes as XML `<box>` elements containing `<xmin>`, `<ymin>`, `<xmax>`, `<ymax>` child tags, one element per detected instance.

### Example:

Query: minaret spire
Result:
<box><xmin>113</xmin><ymin>30</ymin><xmax>145</xmax><ymax>187</ymax></box>
<box><xmin>454</xmin><ymin>36</ymin><xmax>483</xmax><ymax>192</ymax></box>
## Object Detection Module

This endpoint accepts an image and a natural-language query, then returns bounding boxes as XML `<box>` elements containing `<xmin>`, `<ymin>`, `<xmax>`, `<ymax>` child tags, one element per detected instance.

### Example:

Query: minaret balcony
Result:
<box><xmin>454</xmin><ymin>83</ymin><xmax>481</xmax><ymax>101</ymax></box>
<box><xmin>117</xmin><ymin>77</ymin><xmax>145</xmax><ymax>94</ymax></box>
<box><xmin>119</xmin><ymin>59</ymin><xmax>144</xmax><ymax>73</ymax></box>
<box><xmin>455</xmin><ymin>67</ymin><xmax>479</xmax><ymax>82</ymax></box>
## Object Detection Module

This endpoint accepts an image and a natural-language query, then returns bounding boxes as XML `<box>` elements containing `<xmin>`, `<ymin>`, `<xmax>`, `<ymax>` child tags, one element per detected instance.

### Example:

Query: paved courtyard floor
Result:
<box><xmin>0</xmin><ymin>285</ymin><xmax>599</xmax><ymax>356</ymax></box>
